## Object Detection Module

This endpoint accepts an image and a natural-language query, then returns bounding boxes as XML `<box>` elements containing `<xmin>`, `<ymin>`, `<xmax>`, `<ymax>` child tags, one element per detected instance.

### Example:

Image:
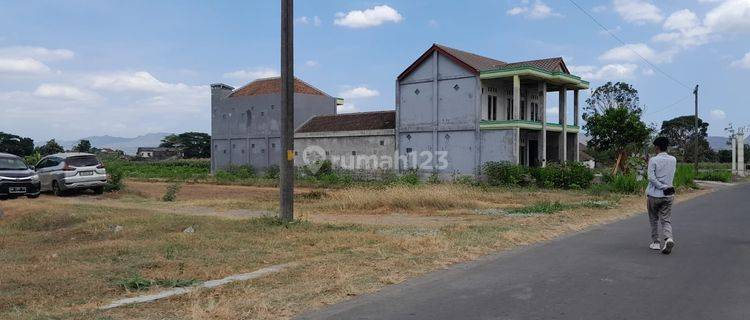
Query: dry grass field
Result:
<box><xmin>0</xmin><ymin>180</ymin><xmax>710</xmax><ymax>319</ymax></box>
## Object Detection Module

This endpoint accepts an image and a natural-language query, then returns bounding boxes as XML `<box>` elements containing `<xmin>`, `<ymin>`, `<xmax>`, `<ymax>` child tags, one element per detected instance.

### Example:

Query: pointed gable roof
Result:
<box><xmin>398</xmin><ymin>44</ymin><xmax>572</xmax><ymax>80</ymax></box>
<box><xmin>229</xmin><ymin>77</ymin><xmax>330</xmax><ymax>98</ymax></box>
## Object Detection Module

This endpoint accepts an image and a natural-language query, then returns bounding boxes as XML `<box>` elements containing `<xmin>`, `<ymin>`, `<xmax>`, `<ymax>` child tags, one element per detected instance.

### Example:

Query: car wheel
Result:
<box><xmin>52</xmin><ymin>181</ymin><xmax>65</xmax><ymax>197</ymax></box>
<box><xmin>93</xmin><ymin>186</ymin><xmax>104</xmax><ymax>195</ymax></box>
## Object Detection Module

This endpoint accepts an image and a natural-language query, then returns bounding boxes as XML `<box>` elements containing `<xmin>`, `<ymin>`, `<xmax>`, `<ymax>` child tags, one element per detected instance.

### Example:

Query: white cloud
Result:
<box><xmin>506</xmin><ymin>0</ymin><xmax>561</xmax><ymax>19</ymax></box>
<box><xmin>428</xmin><ymin>19</ymin><xmax>439</xmax><ymax>28</ymax></box>
<box><xmin>337</xmin><ymin>103</ymin><xmax>359</xmax><ymax>114</ymax></box>
<box><xmin>0</xmin><ymin>57</ymin><xmax>51</xmax><ymax>75</ymax></box>
<box><xmin>334</xmin><ymin>5</ymin><xmax>403</xmax><ymax>28</ymax></box>
<box><xmin>710</xmin><ymin>109</ymin><xmax>726</xmax><ymax>120</ymax></box>
<box><xmin>305</xmin><ymin>60</ymin><xmax>320</xmax><ymax>68</ymax></box>
<box><xmin>704</xmin><ymin>0</ymin><xmax>750</xmax><ymax>34</ymax></box>
<box><xmin>33</xmin><ymin>84</ymin><xmax>100</xmax><ymax>101</ymax></box>
<box><xmin>296</xmin><ymin>16</ymin><xmax>322</xmax><ymax>27</ymax></box>
<box><xmin>613</xmin><ymin>0</ymin><xmax>663</xmax><ymax>24</ymax></box>
<box><xmin>599</xmin><ymin>43</ymin><xmax>675</xmax><ymax>64</ymax></box>
<box><xmin>507</xmin><ymin>7</ymin><xmax>528</xmax><ymax>15</ymax></box>
<box><xmin>653</xmin><ymin>9</ymin><xmax>712</xmax><ymax>48</ymax></box>
<box><xmin>339</xmin><ymin>86</ymin><xmax>380</xmax><ymax>99</ymax></box>
<box><xmin>730</xmin><ymin>52</ymin><xmax>750</xmax><ymax>69</ymax></box>
<box><xmin>570</xmin><ymin>64</ymin><xmax>639</xmax><ymax>80</ymax></box>
<box><xmin>90</xmin><ymin>71</ymin><xmax>200</xmax><ymax>93</ymax></box>
<box><xmin>222</xmin><ymin>67</ymin><xmax>279</xmax><ymax>83</ymax></box>
<box><xmin>0</xmin><ymin>46</ymin><xmax>74</xmax><ymax>61</ymax></box>
<box><xmin>642</xmin><ymin>68</ymin><xmax>655</xmax><ymax>76</ymax></box>
<box><xmin>295</xmin><ymin>16</ymin><xmax>310</xmax><ymax>25</ymax></box>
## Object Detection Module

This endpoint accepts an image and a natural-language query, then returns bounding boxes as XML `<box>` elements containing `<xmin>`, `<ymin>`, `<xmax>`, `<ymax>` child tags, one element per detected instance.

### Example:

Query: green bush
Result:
<box><xmin>530</xmin><ymin>163</ymin><xmax>594</xmax><ymax>189</ymax></box>
<box><xmin>483</xmin><ymin>161</ymin><xmax>527</xmax><ymax>186</ymax></box>
<box><xmin>263</xmin><ymin>165</ymin><xmax>280</xmax><ymax>180</ymax></box>
<box><xmin>695</xmin><ymin>170</ymin><xmax>732</xmax><ymax>183</ymax></box>
<box><xmin>104</xmin><ymin>166</ymin><xmax>125</xmax><ymax>192</ymax></box>
<box><xmin>24</xmin><ymin>151</ymin><xmax>41</xmax><ymax>167</ymax></box>
<box><xmin>162</xmin><ymin>183</ymin><xmax>182</xmax><ymax>202</ymax></box>
<box><xmin>398</xmin><ymin>169</ymin><xmax>421</xmax><ymax>186</ymax></box>
<box><xmin>609</xmin><ymin>174</ymin><xmax>647</xmax><ymax>194</ymax></box>
<box><xmin>674</xmin><ymin>164</ymin><xmax>696</xmax><ymax>188</ymax></box>
<box><xmin>227</xmin><ymin>164</ymin><xmax>255</xmax><ymax>179</ymax></box>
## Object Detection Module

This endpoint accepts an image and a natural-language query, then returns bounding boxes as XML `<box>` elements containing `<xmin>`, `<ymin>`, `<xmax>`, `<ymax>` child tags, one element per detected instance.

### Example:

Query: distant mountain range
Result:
<box><xmin>708</xmin><ymin>135</ymin><xmax>749</xmax><ymax>151</ymax></box>
<box><xmin>59</xmin><ymin>133</ymin><xmax>172</xmax><ymax>155</ymax></box>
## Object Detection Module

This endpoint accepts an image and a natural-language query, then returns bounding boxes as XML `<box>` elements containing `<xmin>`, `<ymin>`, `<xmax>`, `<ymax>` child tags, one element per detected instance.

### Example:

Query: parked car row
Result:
<box><xmin>0</xmin><ymin>152</ymin><xmax>107</xmax><ymax>200</ymax></box>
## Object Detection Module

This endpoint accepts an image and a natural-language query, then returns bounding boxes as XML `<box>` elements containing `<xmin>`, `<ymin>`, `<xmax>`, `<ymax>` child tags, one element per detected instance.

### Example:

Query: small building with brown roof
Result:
<box><xmin>293</xmin><ymin>111</ymin><xmax>396</xmax><ymax>170</ymax></box>
<box><xmin>210</xmin><ymin>77</ymin><xmax>342</xmax><ymax>172</ymax></box>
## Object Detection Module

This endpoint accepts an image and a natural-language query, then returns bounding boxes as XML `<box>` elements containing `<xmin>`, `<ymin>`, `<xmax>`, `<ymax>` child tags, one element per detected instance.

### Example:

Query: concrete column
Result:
<box><xmin>739</xmin><ymin>133</ymin><xmax>746</xmax><ymax>177</ymax></box>
<box><xmin>732</xmin><ymin>136</ymin><xmax>737</xmax><ymax>175</ymax></box>
<box><xmin>539</xmin><ymin>82</ymin><xmax>547</xmax><ymax>167</ymax></box>
<box><xmin>513</xmin><ymin>75</ymin><xmax>520</xmax><ymax>120</ymax></box>
<box><xmin>432</xmin><ymin>51</ymin><xmax>439</xmax><ymax>170</ymax></box>
<box><xmin>573</xmin><ymin>89</ymin><xmax>580</xmax><ymax>127</ymax></box>
<box><xmin>559</xmin><ymin>87</ymin><xmax>567</xmax><ymax>163</ymax></box>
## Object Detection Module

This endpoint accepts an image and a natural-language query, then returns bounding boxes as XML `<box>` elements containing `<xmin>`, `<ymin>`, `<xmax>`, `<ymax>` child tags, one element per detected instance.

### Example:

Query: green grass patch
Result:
<box><xmin>506</xmin><ymin>201</ymin><xmax>572</xmax><ymax>215</ymax></box>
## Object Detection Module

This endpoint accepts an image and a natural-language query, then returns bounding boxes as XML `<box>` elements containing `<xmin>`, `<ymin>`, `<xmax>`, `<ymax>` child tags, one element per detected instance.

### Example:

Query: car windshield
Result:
<box><xmin>0</xmin><ymin>157</ymin><xmax>28</xmax><ymax>170</ymax></box>
<box><xmin>66</xmin><ymin>155</ymin><xmax>100</xmax><ymax>167</ymax></box>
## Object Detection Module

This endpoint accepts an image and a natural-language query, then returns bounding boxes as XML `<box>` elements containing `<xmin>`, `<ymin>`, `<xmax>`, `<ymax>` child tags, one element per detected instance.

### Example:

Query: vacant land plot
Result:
<box><xmin>0</xmin><ymin>181</ymin><xmax>710</xmax><ymax>319</ymax></box>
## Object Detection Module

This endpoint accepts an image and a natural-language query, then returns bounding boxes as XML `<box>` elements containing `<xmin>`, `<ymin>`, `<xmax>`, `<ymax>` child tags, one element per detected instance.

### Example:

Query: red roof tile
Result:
<box><xmin>229</xmin><ymin>77</ymin><xmax>329</xmax><ymax>98</ymax></box>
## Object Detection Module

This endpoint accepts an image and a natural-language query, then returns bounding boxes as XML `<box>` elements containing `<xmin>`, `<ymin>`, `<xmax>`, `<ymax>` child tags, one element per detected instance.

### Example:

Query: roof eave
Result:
<box><xmin>480</xmin><ymin>66</ymin><xmax>589</xmax><ymax>90</ymax></box>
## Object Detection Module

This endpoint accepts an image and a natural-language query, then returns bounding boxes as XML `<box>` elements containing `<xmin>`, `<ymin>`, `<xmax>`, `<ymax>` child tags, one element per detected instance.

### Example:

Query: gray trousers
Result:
<box><xmin>647</xmin><ymin>196</ymin><xmax>674</xmax><ymax>242</ymax></box>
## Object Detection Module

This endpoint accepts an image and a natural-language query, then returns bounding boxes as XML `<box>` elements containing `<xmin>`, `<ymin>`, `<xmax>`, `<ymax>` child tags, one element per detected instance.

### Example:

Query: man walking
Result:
<box><xmin>647</xmin><ymin>137</ymin><xmax>677</xmax><ymax>255</ymax></box>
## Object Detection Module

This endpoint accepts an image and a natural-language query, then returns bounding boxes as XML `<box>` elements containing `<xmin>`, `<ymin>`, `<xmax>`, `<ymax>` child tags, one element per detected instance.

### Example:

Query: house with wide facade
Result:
<box><xmin>210</xmin><ymin>44</ymin><xmax>589</xmax><ymax>178</ymax></box>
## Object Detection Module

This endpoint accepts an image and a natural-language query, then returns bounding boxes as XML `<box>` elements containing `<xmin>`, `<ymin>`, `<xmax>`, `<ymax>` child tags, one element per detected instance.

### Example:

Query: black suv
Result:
<box><xmin>0</xmin><ymin>152</ymin><xmax>41</xmax><ymax>199</ymax></box>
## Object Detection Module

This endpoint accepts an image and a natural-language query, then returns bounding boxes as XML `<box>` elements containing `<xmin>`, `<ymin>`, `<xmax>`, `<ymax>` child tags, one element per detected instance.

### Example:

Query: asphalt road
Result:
<box><xmin>299</xmin><ymin>183</ymin><xmax>750</xmax><ymax>320</ymax></box>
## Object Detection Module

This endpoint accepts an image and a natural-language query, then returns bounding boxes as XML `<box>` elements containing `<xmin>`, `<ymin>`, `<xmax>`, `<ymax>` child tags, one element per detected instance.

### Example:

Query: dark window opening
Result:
<box><xmin>379</xmin><ymin>140</ymin><xmax>385</xmax><ymax>146</ymax></box>
<box><xmin>406</xmin><ymin>148</ymin><xmax>413</xmax><ymax>153</ymax></box>
<box><xmin>351</xmin><ymin>151</ymin><xmax>356</xmax><ymax>156</ymax></box>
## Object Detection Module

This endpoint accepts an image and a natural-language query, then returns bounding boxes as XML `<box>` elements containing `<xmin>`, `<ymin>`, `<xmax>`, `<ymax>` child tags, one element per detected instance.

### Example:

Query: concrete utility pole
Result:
<box><xmin>279</xmin><ymin>0</ymin><xmax>294</xmax><ymax>222</ymax></box>
<box><xmin>693</xmin><ymin>85</ymin><xmax>699</xmax><ymax>173</ymax></box>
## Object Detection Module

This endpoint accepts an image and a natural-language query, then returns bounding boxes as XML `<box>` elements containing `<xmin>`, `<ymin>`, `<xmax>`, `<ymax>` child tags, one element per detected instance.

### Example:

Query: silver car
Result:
<box><xmin>36</xmin><ymin>153</ymin><xmax>107</xmax><ymax>196</ymax></box>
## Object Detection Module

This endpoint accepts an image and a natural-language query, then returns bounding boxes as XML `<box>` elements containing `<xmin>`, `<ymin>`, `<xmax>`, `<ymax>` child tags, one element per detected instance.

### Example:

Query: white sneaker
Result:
<box><xmin>649</xmin><ymin>242</ymin><xmax>661</xmax><ymax>250</ymax></box>
<box><xmin>661</xmin><ymin>238</ymin><xmax>675</xmax><ymax>255</ymax></box>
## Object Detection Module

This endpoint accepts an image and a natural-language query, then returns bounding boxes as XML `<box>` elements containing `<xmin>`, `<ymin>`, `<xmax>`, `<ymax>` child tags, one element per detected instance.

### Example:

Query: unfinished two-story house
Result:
<box><xmin>210</xmin><ymin>77</ymin><xmax>341</xmax><ymax>173</ymax></box>
<box><xmin>396</xmin><ymin>44</ymin><xmax>588</xmax><ymax>176</ymax></box>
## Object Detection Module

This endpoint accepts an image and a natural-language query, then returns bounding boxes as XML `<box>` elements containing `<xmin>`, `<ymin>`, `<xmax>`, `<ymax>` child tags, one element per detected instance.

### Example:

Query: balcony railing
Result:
<box><xmin>479</xmin><ymin>119</ymin><xmax>580</xmax><ymax>132</ymax></box>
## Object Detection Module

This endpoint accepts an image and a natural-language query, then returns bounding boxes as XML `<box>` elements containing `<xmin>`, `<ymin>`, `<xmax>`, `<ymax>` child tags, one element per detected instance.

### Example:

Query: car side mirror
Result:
<box><xmin>28</xmin><ymin>165</ymin><xmax>35</xmax><ymax>171</ymax></box>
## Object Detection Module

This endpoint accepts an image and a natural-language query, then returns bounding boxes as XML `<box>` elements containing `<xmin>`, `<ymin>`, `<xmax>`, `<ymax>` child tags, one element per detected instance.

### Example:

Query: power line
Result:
<box><xmin>644</xmin><ymin>94</ymin><xmax>692</xmax><ymax>116</ymax></box>
<box><xmin>567</xmin><ymin>0</ymin><xmax>692</xmax><ymax>91</ymax></box>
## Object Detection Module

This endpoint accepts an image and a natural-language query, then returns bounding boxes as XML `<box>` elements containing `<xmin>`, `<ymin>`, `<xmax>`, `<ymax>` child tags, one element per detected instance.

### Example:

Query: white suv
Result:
<box><xmin>36</xmin><ymin>153</ymin><xmax>107</xmax><ymax>196</ymax></box>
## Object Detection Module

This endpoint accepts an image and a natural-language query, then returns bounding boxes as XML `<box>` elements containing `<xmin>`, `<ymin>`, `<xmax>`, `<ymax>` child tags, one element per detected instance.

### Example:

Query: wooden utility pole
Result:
<box><xmin>693</xmin><ymin>84</ymin><xmax>699</xmax><ymax>173</ymax></box>
<box><xmin>279</xmin><ymin>0</ymin><xmax>294</xmax><ymax>222</ymax></box>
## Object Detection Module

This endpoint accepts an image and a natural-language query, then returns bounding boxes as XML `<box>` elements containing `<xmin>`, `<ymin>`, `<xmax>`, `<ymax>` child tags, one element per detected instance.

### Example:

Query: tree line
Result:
<box><xmin>0</xmin><ymin>132</ymin><xmax>211</xmax><ymax>160</ymax></box>
<box><xmin>583</xmin><ymin>81</ymin><xmax>745</xmax><ymax>172</ymax></box>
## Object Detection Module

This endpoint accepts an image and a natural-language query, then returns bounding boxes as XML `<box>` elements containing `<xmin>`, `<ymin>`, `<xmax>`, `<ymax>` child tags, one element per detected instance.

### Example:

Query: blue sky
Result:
<box><xmin>1</xmin><ymin>0</ymin><xmax>749</xmax><ymax>142</ymax></box>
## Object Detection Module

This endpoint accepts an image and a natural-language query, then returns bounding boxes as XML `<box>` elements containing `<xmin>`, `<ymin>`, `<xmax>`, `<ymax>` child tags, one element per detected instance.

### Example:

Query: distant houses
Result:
<box><xmin>136</xmin><ymin>147</ymin><xmax>182</xmax><ymax>160</ymax></box>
